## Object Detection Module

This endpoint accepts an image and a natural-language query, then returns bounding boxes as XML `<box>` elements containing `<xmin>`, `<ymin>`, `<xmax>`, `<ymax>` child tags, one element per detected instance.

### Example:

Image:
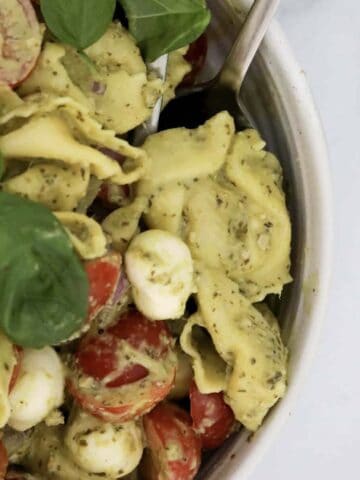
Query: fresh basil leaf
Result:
<box><xmin>120</xmin><ymin>0</ymin><xmax>211</xmax><ymax>62</ymax></box>
<box><xmin>40</xmin><ymin>0</ymin><xmax>116</xmax><ymax>50</ymax></box>
<box><xmin>0</xmin><ymin>193</ymin><xmax>89</xmax><ymax>348</ymax></box>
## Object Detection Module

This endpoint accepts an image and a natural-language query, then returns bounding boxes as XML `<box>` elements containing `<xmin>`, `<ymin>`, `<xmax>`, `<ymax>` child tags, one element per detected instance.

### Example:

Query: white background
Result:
<box><xmin>251</xmin><ymin>1</ymin><xmax>360</xmax><ymax>479</ymax></box>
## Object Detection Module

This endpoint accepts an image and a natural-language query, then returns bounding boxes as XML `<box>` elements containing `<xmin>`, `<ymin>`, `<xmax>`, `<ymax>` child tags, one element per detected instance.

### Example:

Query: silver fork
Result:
<box><xmin>132</xmin><ymin>54</ymin><xmax>168</xmax><ymax>146</ymax></box>
<box><xmin>159</xmin><ymin>0</ymin><xmax>280</xmax><ymax>131</ymax></box>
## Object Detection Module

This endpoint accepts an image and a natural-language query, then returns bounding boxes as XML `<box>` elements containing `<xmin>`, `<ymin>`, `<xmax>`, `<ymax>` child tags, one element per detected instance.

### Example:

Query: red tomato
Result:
<box><xmin>8</xmin><ymin>346</ymin><xmax>23</xmax><ymax>393</ymax></box>
<box><xmin>181</xmin><ymin>33</ymin><xmax>208</xmax><ymax>87</ymax></box>
<box><xmin>0</xmin><ymin>0</ymin><xmax>42</xmax><ymax>87</ymax></box>
<box><xmin>67</xmin><ymin>311</ymin><xmax>176</xmax><ymax>423</ymax></box>
<box><xmin>142</xmin><ymin>402</ymin><xmax>202</xmax><ymax>480</ymax></box>
<box><xmin>85</xmin><ymin>252</ymin><xmax>122</xmax><ymax>322</ymax></box>
<box><xmin>189</xmin><ymin>381</ymin><xmax>235</xmax><ymax>449</ymax></box>
<box><xmin>97</xmin><ymin>183</ymin><xmax>130</xmax><ymax>210</ymax></box>
<box><xmin>0</xmin><ymin>441</ymin><xmax>8</xmax><ymax>480</ymax></box>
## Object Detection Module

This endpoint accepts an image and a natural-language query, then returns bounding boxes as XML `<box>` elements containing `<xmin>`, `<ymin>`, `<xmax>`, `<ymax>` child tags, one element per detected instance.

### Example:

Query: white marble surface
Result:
<box><xmin>251</xmin><ymin>1</ymin><xmax>360</xmax><ymax>479</ymax></box>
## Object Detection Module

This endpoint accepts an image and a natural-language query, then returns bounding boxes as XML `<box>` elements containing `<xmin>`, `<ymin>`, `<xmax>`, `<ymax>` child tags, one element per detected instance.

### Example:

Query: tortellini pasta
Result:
<box><xmin>184</xmin><ymin>174</ymin><xmax>291</xmax><ymax>302</ymax></box>
<box><xmin>0</xmin><ymin>96</ymin><xmax>150</xmax><ymax>186</ymax></box>
<box><xmin>144</xmin><ymin>182</ymin><xmax>186</xmax><ymax>236</ymax></box>
<box><xmin>224</xmin><ymin>130</ymin><xmax>292</xmax><ymax>300</ymax></box>
<box><xmin>0</xmin><ymin>85</ymin><xmax>24</xmax><ymax>116</ymax></box>
<box><xmin>102</xmin><ymin>196</ymin><xmax>147</xmax><ymax>253</ymax></box>
<box><xmin>180</xmin><ymin>313</ymin><xmax>228</xmax><ymax>394</ymax></box>
<box><xmin>181</xmin><ymin>267</ymin><xmax>288</xmax><ymax>432</ymax></box>
<box><xmin>3</xmin><ymin>163</ymin><xmax>90</xmax><ymax>211</ymax></box>
<box><xmin>137</xmin><ymin>111</ymin><xmax>235</xmax><ymax>194</ymax></box>
<box><xmin>142</xmin><ymin>122</ymin><xmax>291</xmax><ymax>303</ymax></box>
<box><xmin>20</xmin><ymin>23</ymin><xmax>163</xmax><ymax>134</ymax></box>
<box><xmin>18</xmin><ymin>43</ymin><xmax>91</xmax><ymax>110</ymax></box>
<box><xmin>54</xmin><ymin>212</ymin><xmax>107</xmax><ymax>260</ymax></box>
<box><xmin>162</xmin><ymin>47</ymin><xmax>191</xmax><ymax>106</ymax></box>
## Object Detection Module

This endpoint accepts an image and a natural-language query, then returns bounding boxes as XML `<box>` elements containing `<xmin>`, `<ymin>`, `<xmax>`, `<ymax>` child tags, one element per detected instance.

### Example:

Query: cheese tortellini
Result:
<box><xmin>3</xmin><ymin>163</ymin><xmax>90</xmax><ymax>211</ymax></box>
<box><xmin>54</xmin><ymin>212</ymin><xmax>107</xmax><ymax>260</ymax></box>
<box><xmin>181</xmin><ymin>268</ymin><xmax>288</xmax><ymax>432</ymax></box>
<box><xmin>20</xmin><ymin>23</ymin><xmax>163</xmax><ymax>134</ymax></box>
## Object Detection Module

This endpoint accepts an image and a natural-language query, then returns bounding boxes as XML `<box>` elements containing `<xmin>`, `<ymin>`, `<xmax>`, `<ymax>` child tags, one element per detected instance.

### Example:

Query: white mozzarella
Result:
<box><xmin>125</xmin><ymin>229</ymin><xmax>194</xmax><ymax>320</ymax></box>
<box><xmin>64</xmin><ymin>409</ymin><xmax>143</xmax><ymax>478</ymax></box>
<box><xmin>8</xmin><ymin>347</ymin><xmax>64</xmax><ymax>432</ymax></box>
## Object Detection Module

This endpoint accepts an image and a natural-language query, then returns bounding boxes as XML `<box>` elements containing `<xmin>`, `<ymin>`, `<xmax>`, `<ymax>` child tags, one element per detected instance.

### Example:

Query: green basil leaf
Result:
<box><xmin>0</xmin><ymin>193</ymin><xmax>89</xmax><ymax>348</ymax></box>
<box><xmin>40</xmin><ymin>0</ymin><xmax>116</xmax><ymax>50</ymax></box>
<box><xmin>120</xmin><ymin>0</ymin><xmax>211</xmax><ymax>62</ymax></box>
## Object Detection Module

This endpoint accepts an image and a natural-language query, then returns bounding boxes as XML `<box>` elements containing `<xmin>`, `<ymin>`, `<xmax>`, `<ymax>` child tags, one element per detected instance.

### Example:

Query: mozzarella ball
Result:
<box><xmin>64</xmin><ymin>409</ymin><xmax>143</xmax><ymax>478</ymax></box>
<box><xmin>8</xmin><ymin>347</ymin><xmax>64</xmax><ymax>432</ymax></box>
<box><xmin>125</xmin><ymin>229</ymin><xmax>194</xmax><ymax>320</ymax></box>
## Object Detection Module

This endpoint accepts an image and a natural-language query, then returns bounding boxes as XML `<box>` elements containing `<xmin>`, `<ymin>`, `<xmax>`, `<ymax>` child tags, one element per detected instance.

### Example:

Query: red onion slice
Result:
<box><xmin>91</xmin><ymin>81</ymin><xmax>107</xmax><ymax>95</ymax></box>
<box><xmin>98</xmin><ymin>147</ymin><xmax>125</xmax><ymax>164</ymax></box>
<box><xmin>111</xmin><ymin>270</ymin><xmax>130</xmax><ymax>306</ymax></box>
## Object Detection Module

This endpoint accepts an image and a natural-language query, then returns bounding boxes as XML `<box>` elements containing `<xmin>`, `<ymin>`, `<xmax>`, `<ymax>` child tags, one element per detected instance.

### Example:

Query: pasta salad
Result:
<box><xmin>0</xmin><ymin>1</ymin><xmax>291</xmax><ymax>479</ymax></box>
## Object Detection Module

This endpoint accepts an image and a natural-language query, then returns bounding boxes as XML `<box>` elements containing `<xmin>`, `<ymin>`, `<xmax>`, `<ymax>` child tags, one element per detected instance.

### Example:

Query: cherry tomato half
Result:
<box><xmin>190</xmin><ymin>381</ymin><xmax>235</xmax><ymax>450</ymax></box>
<box><xmin>181</xmin><ymin>33</ymin><xmax>208</xmax><ymax>87</ymax></box>
<box><xmin>142</xmin><ymin>402</ymin><xmax>202</xmax><ymax>480</ymax></box>
<box><xmin>0</xmin><ymin>0</ymin><xmax>42</xmax><ymax>87</ymax></box>
<box><xmin>8</xmin><ymin>346</ymin><xmax>23</xmax><ymax>393</ymax></box>
<box><xmin>0</xmin><ymin>441</ymin><xmax>8</xmax><ymax>480</ymax></box>
<box><xmin>85</xmin><ymin>252</ymin><xmax>122</xmax><ymax>323</ymax></box>
<box><xmin>67</xmin><ymin>311</ymin><xmax>176</xmax><ymax>423</ymax></box>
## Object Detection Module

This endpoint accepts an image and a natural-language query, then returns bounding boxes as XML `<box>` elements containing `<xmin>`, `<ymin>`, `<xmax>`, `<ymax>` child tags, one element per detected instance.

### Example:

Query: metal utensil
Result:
<box><xmin>159</xmin><ymin>0</ymin><xmax>280</xmax><ymax>131</ymax></box>
<box><xmin>131</xmin><ymin>54</ymin><xmax>168</xmax><ymax>146</ymax></box>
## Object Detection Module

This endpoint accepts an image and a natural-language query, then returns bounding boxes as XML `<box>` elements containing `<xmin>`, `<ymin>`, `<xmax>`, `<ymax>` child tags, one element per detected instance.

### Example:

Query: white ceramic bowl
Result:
<box><xmin>197</xmin><ymin>1</ymin><xmax>333</xmax><ymax>478</ymax></box>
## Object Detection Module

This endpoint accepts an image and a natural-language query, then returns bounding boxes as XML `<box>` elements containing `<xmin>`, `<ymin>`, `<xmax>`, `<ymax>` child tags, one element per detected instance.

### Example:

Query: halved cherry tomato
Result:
<box><xmin>0</xmin><ymin>0</ymin><xmax>42</xmax><ymax>87</ymax></box>
<box><xmin>181</xmin><ymin>33</ymin><xmax>208</xmax><ymax>87</ymax></box>
<box><xmin>67</xmin><ymin>311</ymin><xmax>176</xmax><ymax>423</ymax></box>
<box><xmin>85</xmin><ymin>252</ymin><xmax>122</xmax><ymax>322</ymax></box>
<box><xmin>0</xmin><ymin>440</ymin><xmax>8</xmax><ymax>480</ymax></box>
<box><xmin>8</xmin><ymin>346</ymin><xmax>23</xmax><ymax>393</ymax></box>
<box><xmin>189</xmin><ymin>381</ymin><xmax>235</xmax><ymax>450</ymax></box>
<box><xmin>142</xmin><ymin>402</ymin><xmax>202</xmax><ymax>480</ymax></box>
<box><xmin>77</xmin><ymin>310</ymin><xmax>171</xmax><ymax>387</ymax></box>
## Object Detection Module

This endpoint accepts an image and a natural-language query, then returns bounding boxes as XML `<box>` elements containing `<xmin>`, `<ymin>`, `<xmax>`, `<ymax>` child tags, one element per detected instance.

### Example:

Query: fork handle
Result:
<box><xmin>218</xmin><ymin>0</ymin><xmax>280</xmax><ymax>93</ymax></box>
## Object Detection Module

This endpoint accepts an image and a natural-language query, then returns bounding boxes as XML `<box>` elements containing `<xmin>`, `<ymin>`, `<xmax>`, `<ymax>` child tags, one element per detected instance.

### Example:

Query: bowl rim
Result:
<box><xmin>202</xmin><ymin>14</ymin><xmax>333</xmax><ymax>480</ymax></box>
